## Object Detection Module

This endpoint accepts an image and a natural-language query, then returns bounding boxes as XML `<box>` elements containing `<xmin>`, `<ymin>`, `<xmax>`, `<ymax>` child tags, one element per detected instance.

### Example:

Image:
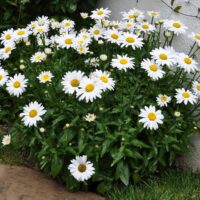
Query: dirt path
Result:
<box><xmin>0</xmin><ymin>164</ymin><xmax>104</xmax><ymax>200</ymax></box>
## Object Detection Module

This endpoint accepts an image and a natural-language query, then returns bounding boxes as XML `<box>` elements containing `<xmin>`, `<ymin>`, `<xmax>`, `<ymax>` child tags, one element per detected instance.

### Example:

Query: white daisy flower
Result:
<box><xmin>121</xmin><ymin>8</ymin><xmax>144</xmax><ymax>21</ymax></box>
<box><xmin>120</xmin><ymin>21</ymin><xmax>135</xmax><ymax>31</ymax></box>
<box><xmin>0</xmin><ymin>67</ymin><xmax>8</xmax><ymax>86</ymax></box>
<box><xmin>75</xmin><ymin>36</ymin><xmax>89</xmax><ymax>47</ymax></box>
<box><xmin>111</xmin><ymin>55</ymin><xmax>134</xmax><ymax>71</ymax></box>
<box><xmin>147</xmin><ymin>11</ymin><xmax>159</xmax><ymax>18</ymax></box>
<box><xmin>14</xmin><ymin>28</ymin><xmax>30</xmax><ymax>41</ymax></box>
<box><xmin>156</xmin><ymin>94</ymin><xmax>171</xmax><ymax>107</ymax></box>
<box><xmin>30</xmin><ymin>52</ymin><xmax>47</xmax><ymax>63</ymax></box>
<box><xmin>189</xmin><ymin>32</ymin><xmax>200</xmax><ymax>44</ymax></box>
<box><xmin>61</xmin><ymin>71</ymin><xmax>85</xmax><ymax>94</ymax></box>
<box><xmin>2</xmin><ymin>134</ymin><xmax>11</xmax><ymax>146</ymax></box>
<box><xmin>6</xmin><ymin>73</ymin><xmax>28</xmax><ymax>97</ymax></box>
<box><xmin>36</xmin><ymin>16</ymin><xmax>50</xmax><ymax>26</ymax></box>
<box><xmin>137</xmin><ymin>22</ymin><xmax>155</xmax><ymax>33</ymax></box>
<box><xmin>177</xmin><ymin>53</ymin><xmax>198</xmax><ymax>73</ymax></box>
<box><xmin>21</xmin><ymin>101</ymin><xmax>47</xmax><ymax>127</ymax></box>
<box><xmin>163</xmin><ymin>20</ymin><xmax>187</xmax><ymax>35</ymax></box>
<box><xmin>57</xmin><ymin>33</ymin><xmax>76</xmax><ymax>49</ymax></box>
<box><xmin>139</xmin><ymin>105</ymin><xmax>164</xmax><ymax>130</ymax></box>
<box><xmin>68</xmin><ymin>155</ymin><xmax>95</xmax><ymax>182</ymax></box>
<box><xmin>192</xmin><ymin>81</ymin><xmax>200</xmax><ymax>96</ymax></box>
<box><xmin>84</xmin><ymin>113</ymin><xmax>96</xmax><ymax>122</ymax></box>
<box><xmin>76</xmin><ymin>77</ymin><xmax>102</xmax><ymax>103</ymax></box>
<box><xmin>89</xmin><ymin>25</ymin><xmax>104</xmax><ymax>40</ymax></box>
<box><xmin>90</xmin><ymin>70</ymin><xmax>115</xmax><ymax>91</ymax></box>
<box><xmin>28</xmin><ymin>21</ymin><xmax>38</xmax><ymax>29</ymax></box>
<box><xmin>33</xmin><ymin>24</ymin><xmax>49</xmax><ymax>35</ymax></box>
<box><xmin>0</xmin><ymin>29</ymin><xmax>15</xmax><ymax>45</ymax></box>
<box><xmin>141</xmin><ymin>59</ymin><xmax>165</xmax><ymax>80</ymax></box>
<box><xmin>78</xmin><ymin>31</ymin><xmax>91</xmax><ymax>43</ymax></box>
<box><xmin>110</xmin><ymin>20</ymin><xmax>120</xmax><ymax>29</ymax></box>
<box><xmin>150</xmin><ymin>47</ymin><xmax>176</xmax><ymax>66</ymax></box>
<box><xmin>0</xmin><ymin>43</ymin><xmax>16</xmax><ymax>60</ymax></box>
<box><xmin>104</xmin><ymin>28</ymin><xmax>122</xmax><ymax>44</ymax></box>
<box><xmin>120</xmin><ymin>32</ymin><xmax>143</xmax><ymax>49</ymax></box>
<box><xmin>175</xmin><ymin>88</ymin><xmax>197</xmax><ymax>105</ymax></box>
<box><xmin>50</xmin><ymin>20</ymin><xmax>61</xmax><ymax>30</ymax></box>
<box><xmin>80</xmin><ymin>13</ymin><xmax>89</xmax><ymax>19</ymax></box>
<box><xmin>90</xmin><ymin>8</ymin><xmax>111</xmax><ymax>20</ymax></box>
<box><xmin>61</xmin><ymin>19</ymin><xmax>75</xmax><ymax>30</ymax></box>
<box><xmin>85</xmin><ymin>57</ymin><xmax>100</xmax><ymax>67</ymax></box>
<box><xmin>76</xmin><ymin>46</ymin><xmax>89</xmax><ymax>55</ymax></box>
<box><xmin>37</xmin><ymin>71</ymin><xmax>54</xmax><ymax>83</ymax></box>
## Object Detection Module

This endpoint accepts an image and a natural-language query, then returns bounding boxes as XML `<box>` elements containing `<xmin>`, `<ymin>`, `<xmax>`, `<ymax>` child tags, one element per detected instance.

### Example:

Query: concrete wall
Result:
<box><xmin>98</xmin><ymin>0</ymin><xmax>200</xmax><ymax>56</ymax></box>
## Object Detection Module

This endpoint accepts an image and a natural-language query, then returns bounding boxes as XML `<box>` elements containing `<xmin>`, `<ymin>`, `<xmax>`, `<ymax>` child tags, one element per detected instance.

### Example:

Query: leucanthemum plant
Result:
<box><xmin>0</xmin><ymin>7</ymin><xmax>200</xmax><ymax>194</ymax></box>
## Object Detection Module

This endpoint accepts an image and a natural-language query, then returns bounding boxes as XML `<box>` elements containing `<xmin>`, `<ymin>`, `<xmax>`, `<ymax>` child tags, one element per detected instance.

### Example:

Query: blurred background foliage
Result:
<box><xmin>0</xmin><ymin>0</ymin><xmax>97</xmax><ymax>30</ymax></box>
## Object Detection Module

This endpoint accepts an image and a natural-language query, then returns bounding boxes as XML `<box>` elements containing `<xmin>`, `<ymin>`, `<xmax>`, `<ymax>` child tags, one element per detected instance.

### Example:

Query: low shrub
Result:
<box><xmin>0</xmin><ymin>8</ymin><xmax>200</xmax><ymax>193</ymax></box>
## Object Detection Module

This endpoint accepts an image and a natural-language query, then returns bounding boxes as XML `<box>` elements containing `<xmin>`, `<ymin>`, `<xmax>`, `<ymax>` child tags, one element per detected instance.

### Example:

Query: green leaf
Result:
<box><xmin>125</xmin><ymin>149</ymin><xmax>143</xmax><ymax>159</ymax></box>
<box><xmin>97</xmin><ymin>181</ymin><xmax>112</xmax><ymax>194</ymax></box>
<box><xmin>116</xmin><ymin>161</ymin><xmax>130</xmax><ymax>186</ymax></box>
<box><xmin>174</xmin><ymin>6</ymin><xmax>182</xmax><ymax>13</ymax></box>
<box><xmin>131</xmin><ymin>139</ymin><xmax>150</xmax><ymax>148</ymax></box>
<box><xmin>101</xmin><ymin>140</ymin><xmax>112</xmax><ymax>157</ymax></box>
<box><xmin>52</xmin><ymin>115</ymin><xmax>66</xmax><ymax>126</ymax></box>
<box><xmin>51</xmin><ymin>156</ymin><xmax>63</xmax><ymax>177</ymax></box>
<box><xmin>170</xmin><ymin>0</ymin><xmax>175</xmax><ymax>6</ymax></box>
<box><xmin>111</xmin><ymin>152</ymin><xmax>124</xmax><ymax>167</ymax></box>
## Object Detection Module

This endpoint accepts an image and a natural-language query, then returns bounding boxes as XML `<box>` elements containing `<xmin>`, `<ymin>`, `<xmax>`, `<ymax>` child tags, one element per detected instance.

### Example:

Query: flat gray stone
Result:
<box><xmin>0</xmin><ymin>164</ymin><xmax>104</xmax><ymax>200</ymax></box>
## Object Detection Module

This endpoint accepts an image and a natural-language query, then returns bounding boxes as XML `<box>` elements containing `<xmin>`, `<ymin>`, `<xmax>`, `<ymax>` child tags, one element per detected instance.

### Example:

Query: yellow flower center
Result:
<box><xmin>151</xmin><ymin>12</ymin><xmax>157</xmax><ymax>17</ymax></box>
<box><xmin>148</xmin><ymin>112</ymin><xmax>157</xmax><ymax>121</ymax></box>
<box><xmin>129</xmin><ymin>15</ymin><xmax>135</xmax><ymax>19</ymax></box>
<box><xmin>149</xmin><ymin>64</ymin><xmax>158</xmax><ymax>72</ymax></box>
<box><xmin>5</xmin><ymin>34</ymin><xmax>11</xmax><ymax>40</ymax></box>
<box><xmin>97</xmin><ymin>10</ymin><xmax>104</xmax><ymax>15</ymax></box>
<box><xmin>159</xmin><ymin>53</ymin><xmax>168</xmax><ymax>60</ymax></box>
<box><xmin>29</xmin><ymin>109</ymin><xmax>38</xmax><ymax>118</ymax></box>
<box><xmin>120</xmin><ymin>58</ymin><xmax>128</xmax><ymax>65</ymax></box>
<box><xmin>13</xmin><ymin>81</ymin><xmax>21</xmax><ymax>88</ymax></box>
<box><xmin>83</xmin><ymin>34</ymin><xmax>88</xmax><ymax>40</ymax></box>
<box><xmin>142</xmin><ymin>24</ymin><xmax>149</xmax><ymax>29</ymax></box>
<box><xmin>184</xmin><ymin>57</ymin><xmax>192</xmax><ymax>65</ymax></box>
<box><xmin>5</xmin><ymin>47</ymin><xmax>11</xmax><ymax>53</ymax></box>
<box><xmin>195</xmin><ymin>35</ymin><xmax>200</xmax><ymax>40</ymax></box>
<box><xmin>35</xmin><ymin>55</ymin><xmax>42</xmax><ymax>61</ymax></box>
<box><xmin>182</xmin><ymin>92</ymin><xmax>190</xmax><ymax>98</ymax></box>
<box><xmin>42</xmin><ymin>74</ymin><xmax>50</xmax><ymax>81</ymax></box>
<box><xmin>78</xmin><ymin>163</ymin><xmax>87</xmax><ymax>173</ymax></box>
<box><xmin>71</xmin><ymin>79</ymin><xmax>80</xmax><ymax>87</ymax></box>
<box><xmin>111</xmin><ymin>33</ymin><xmax>119</xmax><ymax>39</ymax></box>
<box><xmin>17</xmin><ymin>30</ymin><xmax>25</xmax><ymax>35</ymax></box>
<box><xmin>0</xmin><ymin>74</ymin><xmax>3</xmax><ymax>80</ymax></box>
<box><xmin>5</xmin><ymin>138</ymin><xmax>10</xmax><ymax>144</ymax></box>
<box><xmin>65</xmin><ymin>38</ymin><xmax>73</xmax><ymax>45</ymax></box>
<box><xmin>160</xmin><ymin>96</ymin><xmax>167</xmax><ymax>102</ymax></box>
<box><xmin>173</xmin><ymin>22</ymin><xmax>181</xmax><ymax>28</ymax></box>
<box><xmin>85</xmin><ymin>84</ymin><xmax>95</xmax><ymax>92</ymax></box>
<box><xmin>196</xmin><ymin>85</ymin><xmax>200</xmax><ymax>91</ymax></box>
<box><xmin>93</xmin><ymin>29</ymin><xmax>100</xmax><ymax>35</ymax></box>
<box><xmin>100</xmin><ymin>75</ymin><xmax>108</xmax><ymax>83</ymax></box>
<box><xmin>78</xmin><ymin>40</ymin><xmax>84</xmax><ymax>45</ymax></box>
<box><xmin>65</xmin><ymin>22</ymin><xmax>71</xmax><ymax>27</ymax></box>
<box><xmin>37</xmin><ymin>28</ymin><xmax>43</xmax><ymax>33</ymax></box>
<box><xmin>126</xmin><ymin>37</ymin><xmax>135</xmax><ymax>43</ymax></box>
<box><xmin>126</xmin><ymin>23</ymin><xmax>132</xmax><ymax>28</ymax></box>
